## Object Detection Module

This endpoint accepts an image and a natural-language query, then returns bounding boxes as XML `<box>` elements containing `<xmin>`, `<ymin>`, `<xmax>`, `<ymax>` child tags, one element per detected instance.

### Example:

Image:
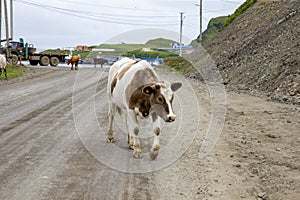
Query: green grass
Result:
<box><xmin>41</xmin><ymin>49</ymin><xmax>69</xmax><ymax>55</ymax></box>
<box><xmin>162</xmin><ymin>57</ymin><xmax>193</xmax><ymax>74</ymax></box>
<box><xmin>223</xmin><ymin>0</ymin><xmax>257</xmax><ymax>27</ymax></box>
<box><xmin>0</xmin><ymin>65</ymin><xmax>23</xmax><ymax>79</ymax></box>
<box><xmin>202</xmin><ymin>16</ymin><xmax>229</xmax><ymax>44</ymax></box>
<box><xmin>122</xmin><ymin>49</ymin><xmax>178</xmax><ymax>58</ymax></box>
<box><xmin>145</xmin><ymin>38</ymin><xmax>176</xmax><ymax>47</ymax></box>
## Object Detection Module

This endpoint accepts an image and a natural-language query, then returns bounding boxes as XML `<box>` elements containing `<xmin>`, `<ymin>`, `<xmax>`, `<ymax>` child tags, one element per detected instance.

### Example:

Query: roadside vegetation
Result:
<box><xmin>223</xmin><ymin>0</ymin><xmax>257</xmax><ymax>27</ymax></box>
<box><xmin>122</xmin><ymin>49</ymin><xmax>178</xmax><ymax>58</ymax></box>
<box><xmin>162</xmin><ymin>57</ymin><xmax>193</xmax><ymax>75</ymax></box>
<box><xmin>0</xmin><ymin>65</ymin><xmax>23</xmax><ymax>80</ymax></box>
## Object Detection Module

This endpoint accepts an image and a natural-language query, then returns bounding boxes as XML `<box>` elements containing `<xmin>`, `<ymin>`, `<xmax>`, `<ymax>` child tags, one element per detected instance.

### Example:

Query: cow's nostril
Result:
<box><xmin>168</xmin><ymin>116</ymin><xmax>175</xmax><ymax>122</ymax></box>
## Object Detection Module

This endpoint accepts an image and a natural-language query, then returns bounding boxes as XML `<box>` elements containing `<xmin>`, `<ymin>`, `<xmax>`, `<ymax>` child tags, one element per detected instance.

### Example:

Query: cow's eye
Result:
<box><xmin>157</xmin><ymin>96</ymin><xmax>164</xmax><ymax>103</ymax></box>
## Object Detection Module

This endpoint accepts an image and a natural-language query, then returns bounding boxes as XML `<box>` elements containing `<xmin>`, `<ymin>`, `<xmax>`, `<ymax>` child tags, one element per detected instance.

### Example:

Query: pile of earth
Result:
<box><xmin>194</xmin><ymin>0</ymin><xmax>299</xmax><ymax>104</ymax></box>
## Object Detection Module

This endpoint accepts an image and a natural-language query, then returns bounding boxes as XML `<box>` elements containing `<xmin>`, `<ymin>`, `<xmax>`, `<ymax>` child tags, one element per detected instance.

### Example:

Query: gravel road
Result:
<box><xmin>0</xmin><ymin>67</ymin><xmax>299</xmax><ymax>199</ymax></box>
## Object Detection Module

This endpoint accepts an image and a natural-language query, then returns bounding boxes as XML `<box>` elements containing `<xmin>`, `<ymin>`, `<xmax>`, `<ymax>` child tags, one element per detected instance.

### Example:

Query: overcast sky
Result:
<box><xmin>1</xmin><ymin>0</ymin><xmax>245</xmax><ymax>51</ymax></box>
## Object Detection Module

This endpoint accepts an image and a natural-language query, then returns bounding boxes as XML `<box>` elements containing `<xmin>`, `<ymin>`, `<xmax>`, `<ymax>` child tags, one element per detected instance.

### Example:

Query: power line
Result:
<box><xmin>15</xmin><ymin>0</ymin><xmax>179</xmax><ymax>26</ymax></box>
<box><xmin>55</xmin><ymin>0</ymin><xmax>176</xmax><ymax>13</ymax></box>
<box><xmin>220</xmin><ymin>0</ymin><xmax>241</xmax><ymax>4</ymax></box>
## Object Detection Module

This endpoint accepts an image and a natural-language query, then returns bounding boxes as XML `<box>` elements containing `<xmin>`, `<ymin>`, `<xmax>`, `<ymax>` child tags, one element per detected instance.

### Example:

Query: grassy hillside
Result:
<box><xmin>223</xmin><ymin>0</ymin><xmax>257</xmax><ymax>27</ymax></box>
<box><xmin>145</xmin><ymin>38</ymin><xmax>176</xmax><ymax>47</ymax></box>
<box><xmin>162</xmin><ymin>57</ymin><xmax>193</xmax><ymax>75</ymax></box>
<box><xmin>202</xmin><ymin>16</ymin><xmax>229</xmax><ymax>44</ymax></box>
<box><xmin>122</xmin><ymin>49</ymin><xmax>178</xmax><ymax>58</ymax></box>
<box><xmin>191</xmin><ymin>0</ymin><xmax>256</xmax><ymax>46</ymax></box>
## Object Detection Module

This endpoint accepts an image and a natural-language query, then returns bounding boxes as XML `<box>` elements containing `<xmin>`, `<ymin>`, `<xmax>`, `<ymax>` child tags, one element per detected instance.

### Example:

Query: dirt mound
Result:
<box><xmin>203</xmin><ymin>0</ymin><xmax>299</xmax><ymax>104</ymax></box>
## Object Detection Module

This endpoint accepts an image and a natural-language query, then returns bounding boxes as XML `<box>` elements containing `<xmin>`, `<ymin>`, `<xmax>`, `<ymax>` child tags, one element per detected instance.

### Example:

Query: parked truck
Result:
<box><xmin>0</xmin><ymin>38</ymin><xmax>68</xmax><ymax>67</ymax></box>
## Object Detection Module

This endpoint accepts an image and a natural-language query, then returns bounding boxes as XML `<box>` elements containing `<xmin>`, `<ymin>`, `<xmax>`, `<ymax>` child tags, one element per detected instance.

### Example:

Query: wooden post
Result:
<box><xmin>4</xmin><ymin>0</ymin><xmax>12</xmax><ymax>65</ymax></box>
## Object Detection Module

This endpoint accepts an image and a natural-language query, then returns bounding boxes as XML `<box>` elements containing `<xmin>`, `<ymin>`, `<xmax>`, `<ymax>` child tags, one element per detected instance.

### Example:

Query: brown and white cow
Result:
<box><xmin>107</xmin><ymin>58</ymin><xmax>181</xmax><ymax>159</ymax></box>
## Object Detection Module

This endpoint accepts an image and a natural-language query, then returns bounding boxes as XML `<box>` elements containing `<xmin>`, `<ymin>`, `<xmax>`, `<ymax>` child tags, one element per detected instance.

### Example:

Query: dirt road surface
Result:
<box><xmin>0</xmin><ymin>67</ymin><xmax>299</xmax><ymax>200</ymax></box>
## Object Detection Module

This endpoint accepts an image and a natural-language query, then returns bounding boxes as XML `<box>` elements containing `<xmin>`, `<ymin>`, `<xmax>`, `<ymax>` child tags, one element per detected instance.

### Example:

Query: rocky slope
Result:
<box><xmin>203</xmin><ymin>0</ymin><xmax>299</xmax><ymax>104</ymax></box>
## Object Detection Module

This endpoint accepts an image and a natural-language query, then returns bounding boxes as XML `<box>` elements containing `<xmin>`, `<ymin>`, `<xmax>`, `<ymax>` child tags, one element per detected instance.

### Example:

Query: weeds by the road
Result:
<box><xmin>0</xmin><ymin>65</ymin><xmax>23</xmax><ymax>80</ymax></box>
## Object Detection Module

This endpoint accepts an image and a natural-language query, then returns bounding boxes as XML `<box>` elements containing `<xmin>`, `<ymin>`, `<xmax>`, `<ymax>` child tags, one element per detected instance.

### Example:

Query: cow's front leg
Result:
<box><xmin>150</xmin><ymin>127</ymin><xmax>161</xmax><ymax>160</ymax></box>
<box><xmin>75</xmin><ymin>63</ymin><xmax>78</xmax><ymax>70</ymax></box>
<box><xmin>150</xmin><ymin>117</ymin><xmax>162</xmax><ymax>160</ymax></box>
<box><xmin>127</xmin><ymin>110</ymin><xmax>141</xmax><ymax>158</ymax></box>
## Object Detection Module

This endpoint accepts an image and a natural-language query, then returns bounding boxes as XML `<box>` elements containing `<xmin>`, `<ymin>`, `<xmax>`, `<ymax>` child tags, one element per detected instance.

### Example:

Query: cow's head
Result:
<box><xmin>67</xmin><ymin>58</ymin><xmax>71</xmax><ymax>65</ymax></box>
<box><xmin>142</xmin><ymin>81</ymin><xmax>182</xmax><ymax>122</ymax></box>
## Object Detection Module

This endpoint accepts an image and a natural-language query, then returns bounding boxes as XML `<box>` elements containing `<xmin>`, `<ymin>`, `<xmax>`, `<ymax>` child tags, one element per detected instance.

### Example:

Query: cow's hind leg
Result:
<box><xmin>126</xmin><ymin>115</ymin><xmax>134</xmax><ymax>150</ymax></box>
<box><xmin>75</xmin><ymin>62</ymin><xmax>78</xmax><ymax>70</ymax></box>
<box><xmin>4</xmin><ymin>68</ymin><xmax>7</xmax><ymax>79</ymax></box>
<box><xmin>127</xmin><ymin>110</ymin><xmax>141</xmax><ymax>158</ymax></box>
<box><xmin>107</xmin><ymin>103</ymin><xmax>115</xmax><ymax>143</ymax></box>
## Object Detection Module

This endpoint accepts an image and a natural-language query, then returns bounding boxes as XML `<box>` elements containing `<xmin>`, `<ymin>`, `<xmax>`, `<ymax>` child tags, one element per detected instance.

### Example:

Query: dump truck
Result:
<box><xmin>0</xmin><ymin>38</ymin><xmax>68</xmax><ymax>67</ymax></box>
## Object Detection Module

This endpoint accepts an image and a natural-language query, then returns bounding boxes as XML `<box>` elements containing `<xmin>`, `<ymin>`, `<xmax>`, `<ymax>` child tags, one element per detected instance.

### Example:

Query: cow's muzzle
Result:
<box><xmin>166</xmin><ymin>114</ymin><xmax>176</xmax><ymax>122</ymax></box>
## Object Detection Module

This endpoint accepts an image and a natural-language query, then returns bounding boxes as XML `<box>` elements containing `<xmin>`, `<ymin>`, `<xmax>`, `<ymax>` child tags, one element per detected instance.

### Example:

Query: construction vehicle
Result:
<box><xmin>0</xmin><ymin>38</ymin><xmax>68</xmax><ymax>66</ymax></box>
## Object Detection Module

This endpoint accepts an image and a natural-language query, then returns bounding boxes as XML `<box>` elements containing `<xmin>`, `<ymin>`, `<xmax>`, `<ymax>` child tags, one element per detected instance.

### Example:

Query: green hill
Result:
<box><xmin>190</xmin><ymin>16</ymin><xmax>228</xmax><ymax>46</ymax></box>
<box><xmin>145</xmin><ymin>38</ymin><xmax>176</xmax><ymax>47</ymax></box>
<box><xmin>202</xmin><ymin>16</ymin><xmax>229</xmax><ymax>44</ymax></box>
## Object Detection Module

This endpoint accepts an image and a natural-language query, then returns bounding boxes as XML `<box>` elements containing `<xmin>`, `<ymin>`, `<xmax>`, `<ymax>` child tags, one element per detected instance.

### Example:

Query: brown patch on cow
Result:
<box><xmin>128</xmin><ymin>83</ymin><xmax>169</xmax><ymax>118</ymax></box>
<box><xmin>117</xmin><ymin>60</ymin><xmax>139</xmax><ymax>80</ymax></box>
<box><xmin>126</xmin><ymin>68</ymin><xmax>159</xmax><ymax>102</ymax></box>
<box><xmin>170</xmin><ymin>94</ymin><xmax>174</xmax><ymax>103</ymax></box>
<box><xmin>111</xmin><ymin>60</ymin><xmax>139</xmax><ymax>95</ymax></box>
<box><xmin>116</xmin><ymin>106</ymin><xmax>122</xmax><ymax>115</ymax></box>
<box><xmin>151</xmin><ymin>112</ymin><xmax>158</xmax><ymax>121</ymax></box>
<box><xmin>128</xmin><ymin>86</ymin><xmax>152</xmax><ymax>117</ymax></box>
<box><xmin>111</xmin><ymin>74</ymin><xmax>118</xmax><ymax>94</ymax></box>
<box><xmin>154</xmin><ymin>127</ymin><xmax>160</xmax><ymax>136</ymax></box>
<box><xmin>134</xmin><ymin>127</ymin><xmax>139</xmax><ymax>136</ymax></box>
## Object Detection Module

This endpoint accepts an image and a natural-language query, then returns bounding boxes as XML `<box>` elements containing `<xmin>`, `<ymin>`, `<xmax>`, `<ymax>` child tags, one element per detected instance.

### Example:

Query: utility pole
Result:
<box><xmin>179</xmin><ymin>11</ymin><xmax>184</xmax><ymax>57</ymax></box>
<box><xmin>195</xmin><ymin>0</ymin><xmax>203</xmax><ymax>43</ymax></box>
<box><xmin>10</xmin><ymin>0</ymin><xmax>13</xmax><ymax>40</ymax></box>
<box><xmin>0</xmin><ymin>0</ymin><xmax>2</xmax><ymax>46</ymax></box>
<box><xmin>4</xmin><ymin>0</ymin><xmax>12</xmax><ymax>65</ymax></box>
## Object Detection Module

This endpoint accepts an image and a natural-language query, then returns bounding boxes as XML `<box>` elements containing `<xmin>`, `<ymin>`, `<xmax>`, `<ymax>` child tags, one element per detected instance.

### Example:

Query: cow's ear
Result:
<box><xmin>171</xmin><ymin>82</ymin><xmax>182</xmax><ymax>92</ymax></box>
<box><xmin>143</xmin><ymin>86</ymin><xmax>154</xmax><ymax>95</ymax></box>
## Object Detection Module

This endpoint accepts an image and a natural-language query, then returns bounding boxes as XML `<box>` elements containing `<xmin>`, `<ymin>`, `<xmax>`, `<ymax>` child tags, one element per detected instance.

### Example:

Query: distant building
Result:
<box><xmin>62</xmin><ymin>47</ymin><xmax>75</xmax><ymax>51</ymax></box>
<box><xmin>170</xmin><ymin>43</ymin><xmax>193</xmax><ymax>49</ymax></box>
<box><xmin>76</xmin><ymin>45</ymin><xmax>91</xmax><ymax>51</ymax></box>
<box><xmin>142</xmin><ymin>48</ymin><xmax>152</xmax><ymax>52</ymax></box>
<box><xmin>92</xmin><ymin>48</ymin><xmax>115</xmax><ymax>52</ymax></box>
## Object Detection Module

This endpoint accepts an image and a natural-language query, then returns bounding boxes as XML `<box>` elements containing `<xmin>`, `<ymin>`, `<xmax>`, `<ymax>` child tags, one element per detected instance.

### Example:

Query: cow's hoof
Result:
<box><xmin>150</xmin><ymin>145</ymin><xmax>160</xmax><ymax>160</ymax></box>
<box><xmin>75</xmin><ymin>68</ymin><xmax>78</xmax><ymax>70</ymax></box>
<box><xmin>149</xmin><ymin>151</ymin><xmax>159</xmax><ymax>160</ymax></box>
<box><xmin>133</xmin><ymin>152</ymin><xmax>142</xmax><ymax>158</ymax></box>
<box><xmin>128</xmin><ymin>144</ymin><xmax>134</xmax><ymax>150</ymax></box>
<box><xmin>106</xmin><ymin>136</ymin><xmax>114</xmax><ymax>143</ymax></box>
